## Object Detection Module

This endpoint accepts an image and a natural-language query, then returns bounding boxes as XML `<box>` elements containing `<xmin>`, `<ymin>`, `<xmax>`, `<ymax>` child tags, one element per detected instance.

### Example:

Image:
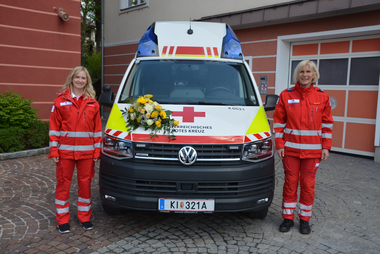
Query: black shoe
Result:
<box><xmin>57</xmin><ymin>223</ymin><xmax>70</xmax><ymax>234</ymax></box>
<box><xmin>81</xmin><ymin>221</ymin><xmax>93</xmax><ymax>231</ymax></box>
<box><xmin>279</xmin><ymin>219</ymin><xmax>294</xmax><ymax>232</ymax></box>
<box><xmin>299</xmin><ymin>219</ymin><xmax>311</xmax><ymax>234</ymax></box>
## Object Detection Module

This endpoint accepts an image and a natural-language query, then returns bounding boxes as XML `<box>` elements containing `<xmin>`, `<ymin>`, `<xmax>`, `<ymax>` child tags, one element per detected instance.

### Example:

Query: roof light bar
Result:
<box><xmin>221</xmin><ymin>25</ymin><xmax>243</xmax><ymax>60</ymax></box>
<box><xmin>136</xmin><ymin>24</ymin><xmax>158</xmax><ymax>57</ymax></box>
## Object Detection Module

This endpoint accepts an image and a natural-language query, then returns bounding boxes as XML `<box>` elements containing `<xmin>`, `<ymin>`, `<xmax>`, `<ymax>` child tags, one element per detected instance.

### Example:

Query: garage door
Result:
<box><xmin>290</xmin><ymin>36</ymin><xmax>380</xmax><ymax>156</ymax></box>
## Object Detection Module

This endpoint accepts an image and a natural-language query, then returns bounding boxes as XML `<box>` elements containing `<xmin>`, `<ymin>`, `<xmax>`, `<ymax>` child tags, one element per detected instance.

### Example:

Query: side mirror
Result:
<box><xmin>264</xmin><ymin>94</ymin><xmax>278</xmax><ymax>111</ymax></box>
<box><xmin>98</xmin><ymin>85</ymin><xmax>114</xmax><ymax>108</ymax></box>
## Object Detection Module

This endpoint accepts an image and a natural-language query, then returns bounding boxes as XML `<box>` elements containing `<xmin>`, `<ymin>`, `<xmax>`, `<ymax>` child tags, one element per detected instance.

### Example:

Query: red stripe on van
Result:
<box><xmin>132</xmin><ymin>134</ymin><xmax>244</xmax><ymax>144</ymax></box>
<box><xmin>175</xmin><ymin>46</ymin><xmax>205</xmax><ymax>56</ymax></box>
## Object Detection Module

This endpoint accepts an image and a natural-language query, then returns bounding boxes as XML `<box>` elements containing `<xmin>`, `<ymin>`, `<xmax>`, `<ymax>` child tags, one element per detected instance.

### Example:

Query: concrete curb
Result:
<box><xmin>0</xmin><ymin>147</ymin><xmax>49</xmax><ymax>161</ymax></box>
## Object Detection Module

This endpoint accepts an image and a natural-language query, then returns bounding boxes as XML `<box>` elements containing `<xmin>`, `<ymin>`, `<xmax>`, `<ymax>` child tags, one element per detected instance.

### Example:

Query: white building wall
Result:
<box><xmin>104</xmin><ymin>0</ymin><xmax>296</xmax><ymax>46</ymax></box>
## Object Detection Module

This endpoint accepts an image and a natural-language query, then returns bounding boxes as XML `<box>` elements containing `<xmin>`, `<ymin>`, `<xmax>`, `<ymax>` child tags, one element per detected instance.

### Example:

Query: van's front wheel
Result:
<box><xmin>245</xmin><ymin>207</ymin><xmax>268</xmax><ymax>220</ymax></box>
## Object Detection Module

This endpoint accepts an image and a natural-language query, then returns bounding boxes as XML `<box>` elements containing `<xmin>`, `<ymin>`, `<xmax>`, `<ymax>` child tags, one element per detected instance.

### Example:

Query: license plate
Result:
<box><xmin>158</xmin><ymin>198</ymin><xmax>215</xmax><ymax>212</ymax></box>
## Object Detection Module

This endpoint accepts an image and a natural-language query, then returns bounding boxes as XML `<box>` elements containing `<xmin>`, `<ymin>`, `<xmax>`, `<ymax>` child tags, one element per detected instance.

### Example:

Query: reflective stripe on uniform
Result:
<box><xmin>93</xmin><ymin>132</ymin><xmax>103</xmax><ymax>137</ymax></box>
<box><xmin>60</xmin><ymin>131</ymin><xmax>97</xmax><ymax>138</ymax></box>
<box><xmin>299</xmin><ymin>204</ymin><xmax>312</xmax><ymax>210</ymax></box>
<box><xmin>58</xmin><ymin>145</ymin><xmax>95</xmax><ymax>151</ymax></box>
<box><xmin>322</xmin><ymin>123</ymin><xmax>333</xmax><ymax>129</ymax></box>
<box><xmin>94</xmin><ymin>143</ymin><xmax>102</xmax><ymax>148</ymax></box>
<box><xmin>285</xmin><ymin>142</ymin><xmax>322</xmax><ymax>150</ymax></box>
<box><xmin>322</xmin><ymin>133</ymin><xmax>332</xmax><ymax>139</ymax></box>
<box><xmin>282</xmin><ymin>209</ymin><xmax>294</xmax><ymax>215</ymax></box>
<box><xmin>274</xmin><ymin>123</ymin><xmax>286</xmax><ymax>128</ymax></box>
<box><xmin>56</xmin><ymin>207</ymin><xmax>70</xmax><ymax>214</ymax></box>
<box><xmin>282</xmin><ymin>201</ymin><xmax>297</xmax><ymax>208</ymax></box>
<box><xmin>49</xmin><ymin>130</ymin><xmax>61</xmax><ymax>136</ymax></box>
<box><xmin>275</xmin><ymin>133</ymin><xmax>284</xmax><ymax>138</ymax></box>
<box><xmin>55</xmin><ymin>198</ymin><xmax>69</xmax><ymax>206</ymax></box>
<box><xmin>283</xmin><ymin>129</ymin><xmax>321</xmax><ymax>136</ymax></box>
<box><xmin>78</xmin><ymin>197</ymin><xmax>91</xmax><ymax>203</ymax></box>
<box><xmin>298</xmin><ymin>209</ymin><xmax>312</xmax><ymax>217</ymax></box>
<box><xmin>50</xmin><ymin>141</ymin><xmax>59</xmax><ymax>147</ymax></box>
<box><xmin>78</xmin><ymin>204</ymin><xmax>92</xmax><ymax>212</ymax></box>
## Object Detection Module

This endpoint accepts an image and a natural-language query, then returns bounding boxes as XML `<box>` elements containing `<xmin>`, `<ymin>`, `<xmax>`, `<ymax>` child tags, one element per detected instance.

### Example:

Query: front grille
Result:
<box><xmin>100</xmin><ymin>171</ymin><xmax>274</xmax><ymax>198</ymax></box>
<box><xmin>134</xmin><ymin>143</ymin><xmax>242</xmax><ymax>161</ymax></box>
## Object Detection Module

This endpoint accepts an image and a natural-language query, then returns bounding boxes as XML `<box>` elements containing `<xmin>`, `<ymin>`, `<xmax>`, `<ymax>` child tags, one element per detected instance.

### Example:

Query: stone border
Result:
<box><xmin>0</xmin><ymin>147</ymin><xmax>49</xmax><ymax>161</ymax></box>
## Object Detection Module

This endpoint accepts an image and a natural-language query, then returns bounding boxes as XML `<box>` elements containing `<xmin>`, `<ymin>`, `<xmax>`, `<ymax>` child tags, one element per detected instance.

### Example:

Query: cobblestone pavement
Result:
<box><xmin>0</xmin><ymin>152</ymin><xmax>379</xmax><ymax>254</ymax></box>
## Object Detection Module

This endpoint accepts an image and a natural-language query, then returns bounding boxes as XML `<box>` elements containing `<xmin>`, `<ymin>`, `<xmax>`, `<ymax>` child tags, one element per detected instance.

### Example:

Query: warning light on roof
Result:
<box><xmin>136</xmin><ymin>24</ymin><xmax>158</xmax><ymax>57</ymax></box>
<box><xmin>221</xmin><ymin>25</ymin><xmax>243</xmax><ymax>60</ymax></box>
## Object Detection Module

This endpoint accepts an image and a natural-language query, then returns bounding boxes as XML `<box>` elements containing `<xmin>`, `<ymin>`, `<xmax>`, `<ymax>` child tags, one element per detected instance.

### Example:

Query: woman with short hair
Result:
<box><xmin>273</xmin><ymin>60</ymin><xmax>334</xmax><ymax>234</ymax></box>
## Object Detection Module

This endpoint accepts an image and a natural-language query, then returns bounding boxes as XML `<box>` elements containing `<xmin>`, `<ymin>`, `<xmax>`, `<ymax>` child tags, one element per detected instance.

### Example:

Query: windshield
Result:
<box><xmin>119</xmin><ymin>60</ymin><xmax>259</xmax><ymax>106</ymax></box>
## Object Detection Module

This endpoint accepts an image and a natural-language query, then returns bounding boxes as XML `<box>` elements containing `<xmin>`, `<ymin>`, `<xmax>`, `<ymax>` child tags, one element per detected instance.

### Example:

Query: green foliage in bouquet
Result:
<box><xmin>121</xmin><ymin>94</ymin><xmax>179</xmax><ymax>140</ymax></box>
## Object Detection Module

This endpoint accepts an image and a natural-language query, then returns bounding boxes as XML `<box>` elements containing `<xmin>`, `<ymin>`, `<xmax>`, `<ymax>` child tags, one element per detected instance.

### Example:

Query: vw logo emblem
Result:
<box><xmin>178</xmin><ymin>146</ymin><xmax>197</xmax><ymax>165</ymax></box>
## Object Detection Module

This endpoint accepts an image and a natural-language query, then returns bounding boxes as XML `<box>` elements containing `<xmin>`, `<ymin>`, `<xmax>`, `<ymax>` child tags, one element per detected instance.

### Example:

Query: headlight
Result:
<box><xmin>102</xmin><ymin>134</ymin><xmax>133</xmax><ymax>160</ymax></box>
<box><xmin>242</xmin><ymin>138</ymin><xmax>273</xmax><ymax>162</ymax></box>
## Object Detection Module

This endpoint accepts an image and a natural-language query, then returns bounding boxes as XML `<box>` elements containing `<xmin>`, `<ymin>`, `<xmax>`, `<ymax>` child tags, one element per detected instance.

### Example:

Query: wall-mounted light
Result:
<box><xmin>53</xmin><ymin>7</ymin><xmax>69</xmax><ymax>21</ymax></box>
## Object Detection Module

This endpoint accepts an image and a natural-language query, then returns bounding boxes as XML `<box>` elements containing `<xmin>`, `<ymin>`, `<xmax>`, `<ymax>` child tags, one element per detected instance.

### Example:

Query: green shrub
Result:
<box><xmin>0</xmin><ymin>90</ymin><xmax>49</xmax><ymax>153</ymax></box>
<box><xmin>26</xmin><ymin>121</ymin><xmax>49</xmax><ymax>149</ymax></box>
<box><xmin>0</xmin><ymin>90</ymin><xmax>38</xmax><ymax>129</ymax></box>
<box><xmin>86</xmin><ymin>51</ymin><xmax>101</xmax><ymax>81</ymax></box>
<box><xmin>0</xmin><ymin>127</ymin><xmax>26</xmax><ymax>153</ymax></box>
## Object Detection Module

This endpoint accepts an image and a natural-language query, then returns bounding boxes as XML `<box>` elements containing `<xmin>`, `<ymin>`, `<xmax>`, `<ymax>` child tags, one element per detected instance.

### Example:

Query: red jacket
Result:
<box><xmin>48</xmin><ymin>88</ymin><xmax>102</xmax><ymax>160</ymax></box>
<box><xmin>273</xmin><ymin>82</ymin><xmax>334</xmax><ymax>158</ymax></box>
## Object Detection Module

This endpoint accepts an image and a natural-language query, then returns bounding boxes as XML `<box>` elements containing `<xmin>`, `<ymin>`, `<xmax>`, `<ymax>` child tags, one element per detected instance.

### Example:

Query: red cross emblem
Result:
<box><xmin>172</xmin><ymin>107</ymin><xmax>206</xmax><ymax>123</ymax></box>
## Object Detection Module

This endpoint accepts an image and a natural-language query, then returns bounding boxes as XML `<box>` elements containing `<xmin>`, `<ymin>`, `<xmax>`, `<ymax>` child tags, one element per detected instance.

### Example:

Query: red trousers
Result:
<box><xmin>55</xmin><ymin>159</ymin><xmax>94</xmax><ymax>225</ymax></box>
<box><xmin>281</xmin><ymin>155</ymin><xmax>320</xmax><ymax>221</ymax></box>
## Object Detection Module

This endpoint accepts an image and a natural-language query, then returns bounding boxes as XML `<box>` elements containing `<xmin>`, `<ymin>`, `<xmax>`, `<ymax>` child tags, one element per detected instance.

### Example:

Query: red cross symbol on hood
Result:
<box><xmin>172</xmin><ymin>107</ymin><xmax>206</xmax><ymax>123</ymax></box>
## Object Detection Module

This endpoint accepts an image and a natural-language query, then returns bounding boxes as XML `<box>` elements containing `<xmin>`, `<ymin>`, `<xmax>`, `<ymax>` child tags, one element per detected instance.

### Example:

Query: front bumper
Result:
<box><xmin>99</xmin><ymin>153</ymin><xmax>275</xmax><ymax>213</ymax></box>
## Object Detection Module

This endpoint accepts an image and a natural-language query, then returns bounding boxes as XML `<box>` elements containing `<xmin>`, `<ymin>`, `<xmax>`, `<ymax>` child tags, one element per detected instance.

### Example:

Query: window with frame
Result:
<box><xmin>120</xmin><ymin>0</ymin><xmax>147</xmax><ymax>11</ymax></box>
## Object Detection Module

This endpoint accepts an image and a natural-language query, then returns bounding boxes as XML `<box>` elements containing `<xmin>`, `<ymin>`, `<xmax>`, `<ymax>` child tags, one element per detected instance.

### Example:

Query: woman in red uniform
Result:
<box><xmin>48</xmin><ymin>66</ymin><xmax>102</xmax><ymax>233</ymax></box>
<box><xmin>273</xmin><ymin>60</ymin><xmax>334</xmax><ymax>234</ymax></box>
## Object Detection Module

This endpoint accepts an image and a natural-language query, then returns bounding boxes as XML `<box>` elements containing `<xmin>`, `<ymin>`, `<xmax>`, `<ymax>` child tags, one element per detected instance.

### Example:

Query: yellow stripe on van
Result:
<box><xmin>245</xmin><ymin>106</ymin><xmax>270</xmax><ymax>135</ymax></box>
<box><xmin>106</xmin><ymin>104</ymin><xmax>130</xmax><ymax>132</ymax></box>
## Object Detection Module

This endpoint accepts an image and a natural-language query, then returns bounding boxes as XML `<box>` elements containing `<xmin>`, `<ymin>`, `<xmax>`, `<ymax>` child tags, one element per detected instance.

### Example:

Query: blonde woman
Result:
<box><xmin>48</xmin><ymin>66</ymin><xmax>102</xmax><ymax>233</ymax></box>
<box><xmin>273</xmin><ymin>60</ymin><xmax>334</xmax><ymax>234</ymax></box>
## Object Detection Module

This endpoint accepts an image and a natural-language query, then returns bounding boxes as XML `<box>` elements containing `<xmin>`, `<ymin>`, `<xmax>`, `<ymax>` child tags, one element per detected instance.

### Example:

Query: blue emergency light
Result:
<box><xmin>136</xmin><ymin>24</ymin><xmax>158</xmax><ymax>57</ymax></box>
<box><xmin>221</xmin><ymin>25</ymin><xmax>243</xmax><ymax>60</ymax></box>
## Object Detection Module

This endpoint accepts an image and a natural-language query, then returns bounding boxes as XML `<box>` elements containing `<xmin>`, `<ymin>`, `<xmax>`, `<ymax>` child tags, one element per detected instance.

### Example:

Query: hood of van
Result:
<box><xmin>105</xmin><ymin>103</ymin><xmax>271</xmax><ymax>144</ymax></box>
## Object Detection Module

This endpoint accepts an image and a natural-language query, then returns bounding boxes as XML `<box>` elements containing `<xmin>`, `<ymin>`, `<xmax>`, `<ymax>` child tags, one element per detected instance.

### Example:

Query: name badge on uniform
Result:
<box><xmin>288</xmin><ymin>99</ymin><xmax>300</xmax><ymax>104</ymax></box>
<box><xmin>60</xmin><ymin>101</ymin><xmax>73</xmax><ymax>106</ymax></box>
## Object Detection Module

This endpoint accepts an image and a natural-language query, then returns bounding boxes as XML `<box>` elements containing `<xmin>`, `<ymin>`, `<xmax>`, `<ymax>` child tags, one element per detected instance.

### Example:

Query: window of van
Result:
<box><xmin>119</xmin><ymin>60</ymin><xmax>258</xmax><ymax>106</ymax></box>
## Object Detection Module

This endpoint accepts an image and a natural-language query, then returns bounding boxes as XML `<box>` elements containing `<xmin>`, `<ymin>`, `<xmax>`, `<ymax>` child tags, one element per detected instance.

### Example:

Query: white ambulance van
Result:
<box><xmin>99</xmin><ymin>21</ymin><xmax>278</xmax><ymax>219</ymax></box>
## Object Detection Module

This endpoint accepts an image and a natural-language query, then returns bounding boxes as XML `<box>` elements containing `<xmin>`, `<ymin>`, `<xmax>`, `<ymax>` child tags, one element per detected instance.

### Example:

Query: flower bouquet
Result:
<box><xmin>121</xmin><ymin>94</ymin><xmax>179</xmax><ymax>140</ymax></box>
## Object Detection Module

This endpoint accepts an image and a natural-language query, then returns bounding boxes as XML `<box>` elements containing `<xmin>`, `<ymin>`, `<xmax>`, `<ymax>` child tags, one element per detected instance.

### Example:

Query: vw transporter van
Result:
<box><xmin>98</xmin><ymin>21</ymin><xmax>278</xmax><ymax>219</ymax></box>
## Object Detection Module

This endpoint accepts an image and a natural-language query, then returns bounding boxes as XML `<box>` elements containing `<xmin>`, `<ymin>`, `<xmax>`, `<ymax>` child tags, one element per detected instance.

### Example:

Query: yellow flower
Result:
<box><xmin>137</xmin><ymin>97</ymin><xmax>147</xmax><ymax>104</ymax></box>
<box><xmin>146</xmin><ymin>113</ymin><xmax>151</xmax><ymax>118</ymax></box>
<box><xmin>155</xmin><ymin>121</ymin><xmax>161</xmax><ymax>128</ymax></box>
<box><xmin>138</xmin><ymin>106</ymin><xmax>142</xmax><ymax>112</ymax></box>
<box><xmin>137</xmin><ymin>117</ymin><xmax>141</xmax><ymax>123</ymax></box>
<box><xmin>141</xmin><ymin>109</ymin><xmax>146</xmax><ymax>114</ymax></box>
<box><xmin>144</xmin><ymin>94</ymin><xmax>153</xmax><ymax>98</ymax></box>
<box><xmin>155</xmin><ymin>104</ymin><xmax>162</xmax><ymax>110</ymax></box>
<box><xmin>173</xmin><ymin>120</ymin><xmax>179</xmax><ymax>126</ymax></box>
<box><xmin>128</xmin><ymin>107</ymin><xmax>134</xmax><ymax>112</ymax></box>
<box><xmin>151</xmin><ymin>111</ymin><xmax>159</xmax><ymax>118</ymax></box>
<box><xmin>160</xmin><ymin>110</ymin><xmax>167</xmax><ymax>119</ymax></box>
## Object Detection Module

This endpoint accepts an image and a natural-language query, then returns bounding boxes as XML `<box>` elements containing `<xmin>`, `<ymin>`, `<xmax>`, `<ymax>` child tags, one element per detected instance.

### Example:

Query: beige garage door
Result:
<box><xmin>290</xmin><ymin>36</ymin><xmax>380</xmax><ymax>157</ymax></box>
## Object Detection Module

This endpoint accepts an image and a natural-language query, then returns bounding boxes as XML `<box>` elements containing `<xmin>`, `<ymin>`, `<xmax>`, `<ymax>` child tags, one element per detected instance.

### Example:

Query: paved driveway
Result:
<box><xmin>0</xmin><ymin>152</ymin><xmax>379</xmax><ymax>253</ymax></box>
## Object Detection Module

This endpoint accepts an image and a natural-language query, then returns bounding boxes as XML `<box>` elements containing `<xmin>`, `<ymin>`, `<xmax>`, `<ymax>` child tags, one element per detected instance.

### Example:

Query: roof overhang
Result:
<box><xmin>198</xmin><ymin>0</ymin><xmax>380</xmax><ymax>30</ymax></box>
